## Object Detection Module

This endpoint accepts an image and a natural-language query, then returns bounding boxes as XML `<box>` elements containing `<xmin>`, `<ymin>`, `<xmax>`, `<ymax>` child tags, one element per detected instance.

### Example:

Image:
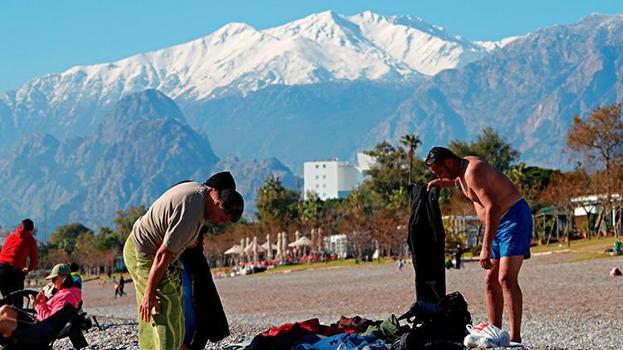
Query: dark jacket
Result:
<box><xmin>407</xmin><ymin>183</ymin><xmax>446</xmax><ymax>303</ymax></box>
<box><xmin>180</xmin><ymin>243</ymin><xmax>230</xmax><ymax>348</ymax></box>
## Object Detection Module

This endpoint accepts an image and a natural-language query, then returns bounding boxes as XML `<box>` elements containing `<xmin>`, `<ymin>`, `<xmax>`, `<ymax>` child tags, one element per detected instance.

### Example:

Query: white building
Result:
<box><xmin>324</xmin><ymin>234</ymin><xmax>350</xmax><ymax>259</ymax></box>
<box><xmin>304</xmin><ymin>159</ymin><xmax>359</xmax><ymax>200</ymax></box>
<box><xmin>356</xmin><ymin>152</ymin><xmax>376</xmax><ymax>174</ymax></box>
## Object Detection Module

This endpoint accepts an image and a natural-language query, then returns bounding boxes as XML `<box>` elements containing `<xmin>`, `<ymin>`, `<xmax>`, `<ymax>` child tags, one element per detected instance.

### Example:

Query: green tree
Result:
<box><xmin>365</xmin><ymin>142</ymin><xmax>406</xmax><ymax>197</ymax></box>
<box><xmin>300</xmin><ymin>191</ymin><xmax>323</xmax><ymax>226</ymax></box>
<box><xmin>256</xmin><ymin>176</ymin><xmax>299</xmax><ymax>230</ymax></box>
<box><xmin>506</xmin><ymin>163</ymin><xmax>555</xmax><ymax>211</ymax></box>
<box><xmin>49</xmin><ymin>223</ymin><xmax>93</xmax><ymax>255</ymax></box>
<box><xmin>449</xmin><ymin>127</ymin><xmax>520</xmax><ymax>171</ymax></box>
<box><xmin>400</xmin><ymin>133</ymin><xmax>422</xmax><ymax>184</ymax></box>
<box><xmin>114</xmin><ymin>205</ymin><xmax>146</xmax><ymax>242</ymax></box>
<box><xmin>95</xmin><ymin>226</ymin><xmax>121</xmax><ymax>251</ymax></box>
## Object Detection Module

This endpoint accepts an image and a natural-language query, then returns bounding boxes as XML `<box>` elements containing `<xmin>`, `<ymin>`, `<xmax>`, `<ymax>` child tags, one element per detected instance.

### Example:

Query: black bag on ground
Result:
<box><xmin>392</xmin><ymin>292</ymin><xmax>471</xmax><ymax>350</ymax></box>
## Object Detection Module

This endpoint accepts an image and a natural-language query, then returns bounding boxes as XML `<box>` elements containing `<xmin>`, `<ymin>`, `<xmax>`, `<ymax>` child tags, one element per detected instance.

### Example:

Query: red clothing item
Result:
<box><xmin>0</xmin><ymin>227</ymin><xmax>39</xmax><ymax>272</ymax></box>
<box><xmin>34</xmin><ymin>287</ymin><xmax>81</xmax><ymax>322</ymax></box>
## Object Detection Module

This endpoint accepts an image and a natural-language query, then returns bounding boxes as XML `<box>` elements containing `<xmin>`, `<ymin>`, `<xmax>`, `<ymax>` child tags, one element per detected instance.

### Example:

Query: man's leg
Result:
<box><xmin>151</xmin><ymin>269</ymin><xmax>184</xmax><ymax>350</ymax></box>
<box><xmin>484</xmin><ymin>259</ymin><xmax>503</xmax><ymax>328</ymax></box>
<box><xmin>123</xmin><ymin>238</ymin><xmax>156</xmax><ymax>350</ymax></box>
<box><xmin>123</xmin><ymin>238</ymin><xmax>184</xmax><ymax>350</ymax></box>
<box><xmin>12</xmin><ymin>272</ymin><xmax>25</xmax><ymax>308</ymax></box>
<box><xmin>498</xmin><ymin>256</ymin><xmax>524</xmax><ymax>343</ymax></box>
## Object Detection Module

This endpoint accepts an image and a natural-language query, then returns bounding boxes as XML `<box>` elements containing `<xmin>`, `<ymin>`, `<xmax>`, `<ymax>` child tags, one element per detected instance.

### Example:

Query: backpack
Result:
<box><xmin>392</xmin><ymin>292</ymin><xmax>471</xmax><ymax>350</ymax></box>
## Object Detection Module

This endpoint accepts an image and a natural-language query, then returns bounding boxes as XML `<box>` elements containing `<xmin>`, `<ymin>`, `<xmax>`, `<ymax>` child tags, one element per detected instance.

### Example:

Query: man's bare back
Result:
<box><xmin>459</xmin><ymin>156</ymin><xmax>522</xmax><ymax>223</ymax></box>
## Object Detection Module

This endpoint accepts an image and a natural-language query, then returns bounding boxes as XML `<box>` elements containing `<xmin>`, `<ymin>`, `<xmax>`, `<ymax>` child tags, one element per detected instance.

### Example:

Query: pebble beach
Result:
<box><xmin>53</xmin><ymin>254</ymin><xmax>623</xmax><ymax>349</ymax></box>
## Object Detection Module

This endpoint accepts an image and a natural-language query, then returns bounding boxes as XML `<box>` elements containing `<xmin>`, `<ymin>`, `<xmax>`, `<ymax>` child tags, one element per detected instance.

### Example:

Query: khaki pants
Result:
<box><xmin>123</xmin><ymin>238</ymin><xmax>184</xmax><ymax>350</ymax></box>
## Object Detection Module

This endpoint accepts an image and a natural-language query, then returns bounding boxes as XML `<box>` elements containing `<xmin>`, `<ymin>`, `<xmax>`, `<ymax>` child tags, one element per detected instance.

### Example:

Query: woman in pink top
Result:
<box><xmin>0</xmin><ymin>263</ymin><xmax>81</xmax><ymax>340</ymax></box>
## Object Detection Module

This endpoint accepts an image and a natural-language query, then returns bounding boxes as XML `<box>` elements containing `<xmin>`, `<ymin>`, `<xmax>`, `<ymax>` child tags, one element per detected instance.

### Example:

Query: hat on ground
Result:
<box><xmin>46</xmin><ymin>263</ymin><xmax>71</xmax><ymax>280</ymax></box>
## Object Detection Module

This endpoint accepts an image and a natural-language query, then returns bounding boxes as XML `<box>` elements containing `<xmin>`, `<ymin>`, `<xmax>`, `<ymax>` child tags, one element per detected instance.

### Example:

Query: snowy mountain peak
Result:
<box><xmin>2</xmin><ymin>10</ymin><xmax>498</xmax><ymax>118</ymax></box>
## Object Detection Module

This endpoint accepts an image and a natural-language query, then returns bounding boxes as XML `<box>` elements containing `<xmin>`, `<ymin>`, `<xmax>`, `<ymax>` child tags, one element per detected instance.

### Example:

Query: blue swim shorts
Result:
<box><xmin>491</xmin><ymin>198</ymin><xmax>532</xmax><ymax>260</ymax></box>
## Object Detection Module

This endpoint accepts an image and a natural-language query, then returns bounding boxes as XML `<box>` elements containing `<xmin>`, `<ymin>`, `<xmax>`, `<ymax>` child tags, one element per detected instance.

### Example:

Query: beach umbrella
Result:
<box><xmin>289</xmin><ymin>235</ymin><xmax>312</xmax><ymax>257</ymax></box>
<box><xmin>245</xmin><ymin>237</ymin><xmax>250</xmax><ymax>262</ymax></box>
<box><xmin>224</xmin><ymin>244</ymin><xmax>243</xmax><ymax>255</ymax></box>
<box><xmin>263</xmin><ymin>234</ymin><xmax>275</xmax><ymax>261</ymax></box>
<box><xmin>282</xmin><ymin>232</ymin><xmax>288</xmax><ymax>259</ymax></box>
<box><xmin>276</xmin><ymin>232</ymin><xmax>282</xmax><ymax>260</ymax></box>
<box><xmin>288</xmin><ymin>236</ymin><xmax>312</xmax><ymax>247</ymax></box>
<box><xmin>243</xmin><ymin>239</ymin><xmax>266</xmax><ymax>254</ymax></box>
<box><xmin>253</xmin><ymin>236</ymin><xmax>259</xmax><ymax>264</ymax></box>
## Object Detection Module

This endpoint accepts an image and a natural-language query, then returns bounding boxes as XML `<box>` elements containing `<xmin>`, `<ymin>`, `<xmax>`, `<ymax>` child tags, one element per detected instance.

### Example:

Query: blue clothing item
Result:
<box><xmin>71</xmin><ymin>272</ymin><xmax>83</xmax><ymax>289</ymax></box>
<box><xmin>491</xmin><ymin>198</ymin><xmax>532</xmax><ymax>260</ymax></box>
<box><xmin>182</xmin><ymin>265</ymin><xmax>197</xmax><ymax>345</ymax></box>
<box><xmin>293</xmin><ymin>333</ymin><xmax>388</xmax><ymax>350</ymax></box>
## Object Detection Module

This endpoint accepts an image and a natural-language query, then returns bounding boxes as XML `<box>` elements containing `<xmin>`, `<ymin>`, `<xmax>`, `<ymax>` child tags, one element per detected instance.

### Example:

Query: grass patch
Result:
<box><xmin>532</xmin><ymin>237</ymin><xmax>616</xmax><ymax>254</ymax></box>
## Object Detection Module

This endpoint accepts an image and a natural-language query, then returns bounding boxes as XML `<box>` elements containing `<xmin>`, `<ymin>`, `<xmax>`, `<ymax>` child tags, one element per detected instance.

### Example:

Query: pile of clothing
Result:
<box><xmin>237</xmin><ymin>291</ymin><xmax>471</xmax><ymax>350</ymax></box>
<box><xmin>245</xmin><ymin>314</ymin><xmax>407</xmax><ymax>350</ymax></box>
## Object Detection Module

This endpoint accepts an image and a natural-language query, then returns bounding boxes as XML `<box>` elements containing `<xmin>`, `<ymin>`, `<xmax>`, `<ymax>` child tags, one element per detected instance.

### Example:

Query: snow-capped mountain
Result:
<box><xmin>0</xmin><ymin>10</ymin><xmax>503</xmax><ymax>156</ymax></box>
<box><xmin>0</xmin><ymin>10</ymin><xmax>504</xmax><ymax>161</ymax></box>
<box><xmin>7</xmin><ymin>11</ymin><xmax>489</xmax><ymax>102</ymax></box>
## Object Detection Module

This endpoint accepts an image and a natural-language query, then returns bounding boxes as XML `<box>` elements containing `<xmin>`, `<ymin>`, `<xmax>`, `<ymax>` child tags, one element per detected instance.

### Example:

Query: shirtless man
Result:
<box><xmin>425</xmin><ymin>147</ymin><xmax>531</xmax><ymax>343</ymax></box>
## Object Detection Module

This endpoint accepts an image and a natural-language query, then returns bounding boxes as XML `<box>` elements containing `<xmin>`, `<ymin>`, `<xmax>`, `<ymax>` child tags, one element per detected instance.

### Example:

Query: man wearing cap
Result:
<box><xmin>123</xmin><ymin>173</ymin><xmax>244</xmax><ymax>350</ymax></box>
<box><xmin>0</xmin><ymin>219</ymin><xmax>39</xmax><ymax>307</ymax></box>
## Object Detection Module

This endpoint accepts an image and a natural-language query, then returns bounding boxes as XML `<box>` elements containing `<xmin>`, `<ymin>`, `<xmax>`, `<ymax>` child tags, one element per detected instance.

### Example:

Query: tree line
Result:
<box><xmin>22</xmin><ymin>103</ymin><xmax>623</xmax><ymax>270</ymax></box>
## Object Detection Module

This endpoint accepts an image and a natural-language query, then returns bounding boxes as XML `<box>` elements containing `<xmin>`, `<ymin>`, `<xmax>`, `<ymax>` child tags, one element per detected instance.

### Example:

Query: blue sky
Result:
<box><xmin>1</xmin><ymin>0</ymin><xmax>622</xmax><ymax>91</ymax></box>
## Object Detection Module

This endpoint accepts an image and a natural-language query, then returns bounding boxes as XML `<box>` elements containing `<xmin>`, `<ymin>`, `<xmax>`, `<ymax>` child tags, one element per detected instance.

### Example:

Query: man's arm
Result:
<box><xmin>466</xmin><ymin>165</ymin><xmax>504</xmax><ymax>269</ymax></box>
<box><xmin>27</xmin><ymin>237</ymin><xmax>39</xmax><ymax>272</ymax></box>
<box><xmin>427</xmin><ymin>178</ymin><xmax>459</xmax><ymax>191</ymax></box>
<box><xmin>140</xmin><ymin>245</ymin><xmax>175</xmax><ymax>323</ymax></box>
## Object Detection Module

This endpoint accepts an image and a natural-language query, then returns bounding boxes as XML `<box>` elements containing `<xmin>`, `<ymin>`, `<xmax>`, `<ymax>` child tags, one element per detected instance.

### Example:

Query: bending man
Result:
<box><xmin>426</xmin><ymin>147</ymin><xmax>531</xmax><ymax>343</ymax></box>
<box><xmin>123</xmin><ymin>177</ymin><xmax>243</xmax><ymax>350</ymax></box>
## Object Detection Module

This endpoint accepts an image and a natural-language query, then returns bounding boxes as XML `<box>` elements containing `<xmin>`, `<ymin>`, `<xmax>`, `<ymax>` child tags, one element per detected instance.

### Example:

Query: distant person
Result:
<box><xmin>0</xmin><ymin>263</ymin><xmax>81</xmax><ymax>341</ymax></box>
<box><xmin>395</xmin><ymin>258</ymin><xmax>404</xmax><ymax>273</ymax></box>
<box><xmin>426</xmin><ymin>147</ymin><xmax>532</xmax><ymax>344</ymax></box>
<box><xmin>70</xmin><ymin>262</ymin><xmax>83</xmax><ymax>289</ymax></box>
<box><xmin>0</xmin><ymin>219</ymin><xmax>39</xmax><ymax>306</ymax></box>
<box><xmin>123</xmin><ymin>173</ymin><xmax>243</xmax><ymax>350</ymax></box>
<box><xmin>454</xmin><ymin>245</ymin><xmax>463</xmax><ymax>270</ymax></box>
<box><xmin>118</xmin><ymin>273</ymin><xmax>126</xmax><ymax>296</ymax></box>
<box><xmin>114</xmin><ymin>273</ymin><xmax>126</xmax><ymax>298</ymax></box>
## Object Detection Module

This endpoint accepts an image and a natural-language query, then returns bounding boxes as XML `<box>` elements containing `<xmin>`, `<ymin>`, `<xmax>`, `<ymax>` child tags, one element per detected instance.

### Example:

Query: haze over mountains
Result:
<box><xmin>1</xmin><ymin>11</ymin><xmax>622</xmax><ymax>231</ymax></box>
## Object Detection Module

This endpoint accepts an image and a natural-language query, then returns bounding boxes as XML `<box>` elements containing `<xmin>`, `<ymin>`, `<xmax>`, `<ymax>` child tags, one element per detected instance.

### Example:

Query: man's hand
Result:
<box><xmin>140</xmin><ymin>292</ymin><xmax>160</xmax><ymax>323</ymax></box>
<box><xmin>427</xmin><ymin>178</ymin><xmax>455</xmax><ymax>191</ymax></box>
<box><xmin>479</xmin><ymin>247</ymin><xmax>493</xmax><ymax>270</ymax></box>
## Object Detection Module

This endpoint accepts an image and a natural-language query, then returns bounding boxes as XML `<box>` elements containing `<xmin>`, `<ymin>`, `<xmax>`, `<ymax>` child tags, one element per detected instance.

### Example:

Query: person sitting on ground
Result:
<box><xmin>0</xmin><ymin>263</ymin><xmax>82</xmax><ymax>340</ymax></box>
<box><xmin>70</xmin><ymin>263</ymin><xmax>82</xmax><ymax>289</ymax></box>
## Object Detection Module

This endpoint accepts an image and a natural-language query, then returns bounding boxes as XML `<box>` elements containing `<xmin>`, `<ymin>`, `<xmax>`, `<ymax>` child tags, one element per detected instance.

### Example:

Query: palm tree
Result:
<box><xmin>400</xmin><ymin>134</ymin><xmax>421</xmax><ymax>184</ymax></box>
